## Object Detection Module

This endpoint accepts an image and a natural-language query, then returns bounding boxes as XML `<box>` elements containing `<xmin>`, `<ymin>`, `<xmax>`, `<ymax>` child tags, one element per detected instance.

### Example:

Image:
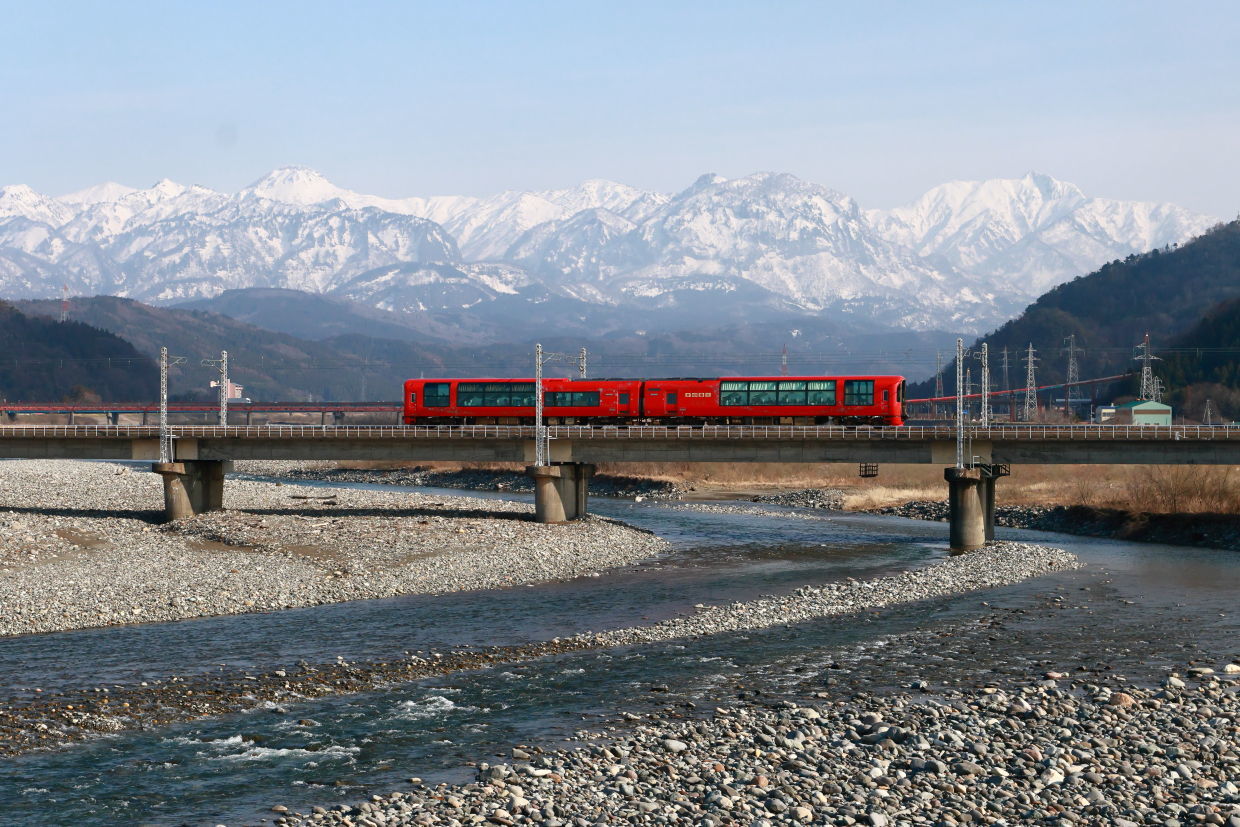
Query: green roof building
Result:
<box><xmin>1113</xmin><ymin>400</ymin><xmax>1172</xmax><ymax>426</ymax></box>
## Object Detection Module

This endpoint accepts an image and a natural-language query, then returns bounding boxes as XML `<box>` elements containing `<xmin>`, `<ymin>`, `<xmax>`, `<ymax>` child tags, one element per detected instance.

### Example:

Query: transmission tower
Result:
<box><xmin>1203</xmin><ymin>398</ymin><xmax>1215</xmax><ymax>425</ymax></box>
<box><xmin>1062</xmin><ymin>334</ymin><xmax>1081</xmax><ymax>418</ymax></box>
<box><xmin>780</xmin><ymin>344</ymin><xmax>789</xmax><ymax>377</ymax></box>
<box><xmin>1021</xmin><ymin>343</ymin><xmax>1039</xmax><ymax>422</ymax></box>
<box><xmin>578</xmin><ymin>347</ymin><xmax>588</xmax><ymax>379</ymax></box>
<box><xmin>1134</xmin><ymin>333</ymin><xmax>1160</xmax><ymax>401</ymax></box>
<box><xmin>59</xmin><ymin>285</ymin><xmax>70</xmax><ymax>323</ymax></box>
<box><xmin>934</xmin><ymin>351</ymin><xmax>945</xmax><ymax>419</ymax></box>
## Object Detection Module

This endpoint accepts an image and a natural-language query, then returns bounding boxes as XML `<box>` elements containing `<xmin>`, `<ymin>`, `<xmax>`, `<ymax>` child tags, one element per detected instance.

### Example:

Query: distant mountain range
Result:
<box><xmin>0</xmin><ymin>168</ymin><xmax>1218</xmax><ymax>338</ymax></box>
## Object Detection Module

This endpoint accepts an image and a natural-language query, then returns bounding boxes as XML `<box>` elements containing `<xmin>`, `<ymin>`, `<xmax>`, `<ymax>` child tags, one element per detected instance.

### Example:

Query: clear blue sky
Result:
<box><xmin>2</xmin><ymin>0</ymin><xmax>1238</xmax><ymax>215</ymax></box>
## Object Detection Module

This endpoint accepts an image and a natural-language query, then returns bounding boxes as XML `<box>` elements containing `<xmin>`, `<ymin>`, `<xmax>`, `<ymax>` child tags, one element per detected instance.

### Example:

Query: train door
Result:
<box><xmin>645</xmin><ymin>385</ymin><xmax>669</xmax><ymax>418</ymax></box>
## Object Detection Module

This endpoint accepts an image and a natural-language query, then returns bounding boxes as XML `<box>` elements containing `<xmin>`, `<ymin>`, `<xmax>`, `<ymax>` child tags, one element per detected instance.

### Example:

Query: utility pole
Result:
<box><xmin>1062</xmin><ymin>334</ymin><xmax>1081</xmax><ymax>418</ymax></box>
<box><xmin>977</xmin><ymin>342</ymin><xmax>991</xmax><ymax>426</ymax></box>
<box><xmin>533</xmin><ymin>344</ymin><xmax>581</xmax><ymax>467</ymax></box>
<box><xmin>159</xmin><ymin>347</ymin><xmax>187</xmax><ymax>463</ymax></box>
<box><xmin>955</xmin><ymin>338</ymin><xmax>965</xmax><ymax>468</ymax></box>
<box><xmin>964</xmin><ymin>367</ymin><xmax>972</xmax><ymax>420</ymax></box>
<box><xmin>1000</xmin><ymin>346</ymin><xmax>1011</xmax><ymax>421</ymax></box>
<box><xmin>935</xmin><ymin>351</ymin><xmax>945</xmax><ymax>419</ymax></box>
<box><xmin>1134</xmin><ymin>333</ymin><xmax>1160</xmax><ymax>401</ymax></box>
<box><xmin>1022</xmin><ymin>343</ymin><xmax>1038</xmax><ymax>422</ymax></box>
<box><xmin>203</xmin><ymin>350</ymin><xmax>230</xmax><ymax>425</ymax></box>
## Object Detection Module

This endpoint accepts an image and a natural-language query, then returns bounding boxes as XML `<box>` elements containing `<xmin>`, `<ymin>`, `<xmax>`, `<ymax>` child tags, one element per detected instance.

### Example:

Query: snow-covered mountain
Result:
<box><xmin>0</xmin><ymin>166</ymin><xmax>1218</xmax><ymax>335</ymax></box>
<box><xmin>868</xmin><ymin>172</ymin><xmax>1213</xmax><ymax>296</ymax></box>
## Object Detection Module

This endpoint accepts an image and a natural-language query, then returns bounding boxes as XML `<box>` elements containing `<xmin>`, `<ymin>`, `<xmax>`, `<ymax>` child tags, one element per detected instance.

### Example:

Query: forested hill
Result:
<box><xmin>1162</xmin><ymin>297</ymin><xmax>1240</xmax><ymax>420</ymax></box>
<box><xmin>915</xmin><ymin>219</ymin><xmax>1240</xmax><ymax>401</ymax></box>
<box><xmin>16</xmin><ymin>296</ymin><xmax>459</xmax><ymax>402</ymax></box>
<box><xmin>0</xmin><ymin>301</ymin><xmax>158</xmax><ymax>402</ymax></box>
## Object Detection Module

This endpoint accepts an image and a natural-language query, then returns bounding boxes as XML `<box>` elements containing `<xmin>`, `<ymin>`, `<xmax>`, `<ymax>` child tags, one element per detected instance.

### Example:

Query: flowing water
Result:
<box><xmin>1</xmin><ymin>484</ymin><xmax>1236</xmax><ymax>826</ymax></box>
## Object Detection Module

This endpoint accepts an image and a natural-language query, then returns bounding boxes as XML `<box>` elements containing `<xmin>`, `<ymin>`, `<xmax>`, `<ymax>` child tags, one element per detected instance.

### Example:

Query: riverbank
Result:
<box><xmin>292</xmin><ymin>669</ymin><xmax>1240</xmax><ymax>827</ymax></box>
<box><xmin>232</xmin><ymin>461</ymin><xmax>688</xmax><ymax>500</ymax></box>
<box><xmin>869</xmin><ymin>501</ymin><xmax>1240</xmax><ymax>552</ymax></box>
<box><xmin>0</xmin><ymin>460</ymin><xmax>668</xmax><ymax>637</ymax></box>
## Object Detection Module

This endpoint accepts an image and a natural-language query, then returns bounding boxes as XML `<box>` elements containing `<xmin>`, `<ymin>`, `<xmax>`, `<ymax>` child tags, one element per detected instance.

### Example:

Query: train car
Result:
<box><xmin>404</xmin><ymin>375</ymin><xmax>905</xmax><ymax>426</ymax></box>
<box><xmin>642</xmin><ymin>375</ymin><xmax>905</xmax><ymax>426</ymax></box>
<box><xmin>403</xmin><ymin>378</ymin><xmax>642</xmax><ymax>424</ymax></box>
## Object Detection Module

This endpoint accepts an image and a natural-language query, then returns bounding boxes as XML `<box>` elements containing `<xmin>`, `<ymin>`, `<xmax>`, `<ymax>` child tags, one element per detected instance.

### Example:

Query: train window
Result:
<box><xmin>424</xmin><ymin>383</ymin><xmax>450</xmax><ymax>407</ymax></box>
<box><xmin>619</xmin><ymin>393</ymin><xmax>630</xmax><ymax>405</ymax></box>
<box><xmin>748</xmin><ymin>381</ymin><xmax>776</xmax><ymax>406</ymax></box>
<box><xmin>666</xmin><ymin>392</ymin><xmax>677</xmax><ymax>406</ymax></box>
<box><xmin>409</xmin><ymin>392</ymin><xmax>417</xmax><ymax>406</ymax></box>
<box><xmin>843</xmin><ymin>380</ymin><xmax>875</xmax><ymax>406</ymax></box>
<box><xmin>883</xmin><ymin>389</ymin><xmax>890</xmax><ymax>402</ymax></box>
<box><xmin>777</xmin><ymin>380</ymin><xmax>807</xmax><ymax>405</ymax></box>
<box><xmin>458</xmin><ymin>382</ymin><xmax>535</xmax><ymax>407</ymax></box>
<box><xmin>720</xmin><ymin>381</ymin><xmax>747</xmax><ymax>406</ymax></box>
<box><xmin>545</xmin><ymin>391</ymin><xmax>600</xmax><ymax>407</ymax></box>
<box><xmin>807</xmin><ymin>380</ymin><xmax>836</xmax><ymax>405</ymax></box>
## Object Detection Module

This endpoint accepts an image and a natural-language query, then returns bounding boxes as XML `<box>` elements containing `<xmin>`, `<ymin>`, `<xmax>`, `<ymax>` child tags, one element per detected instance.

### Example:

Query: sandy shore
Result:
<box><xmin>0</xmin><ymin>460</ymin><xmax>669</xmax><ymax>637</ymax></box>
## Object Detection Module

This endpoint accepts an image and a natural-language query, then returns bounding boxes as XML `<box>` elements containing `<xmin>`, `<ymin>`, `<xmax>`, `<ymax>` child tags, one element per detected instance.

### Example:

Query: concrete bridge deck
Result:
<box><xmin>0</xmin><ymin>424</ymin><xmax>1236</xmax><ymax>464</ymax></box>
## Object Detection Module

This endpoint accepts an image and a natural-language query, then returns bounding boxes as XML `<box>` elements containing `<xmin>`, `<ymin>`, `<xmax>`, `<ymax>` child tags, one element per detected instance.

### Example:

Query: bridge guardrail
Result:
<box><xmin>0</xmin><ymin>424</ymin><xmax>1235</xmax><ymax>440</ymax></box>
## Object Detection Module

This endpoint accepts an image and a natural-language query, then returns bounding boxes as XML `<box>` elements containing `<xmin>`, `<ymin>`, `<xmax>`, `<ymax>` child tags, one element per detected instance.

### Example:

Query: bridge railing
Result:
<box><xmin>0</xmin><ymin>424</ymin><xmax>1235</xmax><ymax>440</ymax></box>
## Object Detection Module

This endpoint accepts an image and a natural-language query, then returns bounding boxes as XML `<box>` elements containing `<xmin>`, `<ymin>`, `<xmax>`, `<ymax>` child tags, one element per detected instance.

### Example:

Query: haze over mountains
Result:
<box><xmin>0</xmin><ymin>167</ymin><xmax>1217</xmax><ymax>341</ymax></box>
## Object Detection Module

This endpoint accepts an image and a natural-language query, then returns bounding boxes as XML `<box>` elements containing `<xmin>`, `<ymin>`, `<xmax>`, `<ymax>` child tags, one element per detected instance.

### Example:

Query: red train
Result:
<box><xmin>403</xmin><ymin>375</ymin><xmax>905</xmax><ymax>426</ymax></box>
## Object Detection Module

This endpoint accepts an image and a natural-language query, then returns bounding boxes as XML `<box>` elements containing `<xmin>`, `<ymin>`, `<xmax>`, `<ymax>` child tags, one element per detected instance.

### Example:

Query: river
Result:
<box><xmin>1</xmin><ymin>484</ymin><xmax>1236</xmax><ymax>826</ymax></box>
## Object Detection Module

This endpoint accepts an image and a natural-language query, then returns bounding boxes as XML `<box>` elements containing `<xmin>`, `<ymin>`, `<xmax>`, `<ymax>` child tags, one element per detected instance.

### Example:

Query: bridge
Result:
<box><xmin>0</xmin><ymin>402</ymin><xmax>400</xmax><ymax>425</ymax></box>
<box><xmin>2</xmin><ymin>423</ymin><xmax>1236</xmax><ymax>549</ymax></box>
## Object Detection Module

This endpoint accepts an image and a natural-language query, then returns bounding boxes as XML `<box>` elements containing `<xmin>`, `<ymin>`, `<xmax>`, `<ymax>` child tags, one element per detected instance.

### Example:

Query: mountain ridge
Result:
<box><xmin>0</xmin><ymin>168</ymin><xmax>1219</xmax><ymax>338</ymax></box>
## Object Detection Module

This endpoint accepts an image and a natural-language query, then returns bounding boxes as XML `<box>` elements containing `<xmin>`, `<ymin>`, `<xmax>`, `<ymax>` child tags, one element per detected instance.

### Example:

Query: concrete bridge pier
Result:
<box><xmin>152</xmin><ymin>460</ymin><xmax>233</xmax><ymax>521</ymax></box>
<box><xmin>944</xmin><ymin>466</ymin><xmax>987</xmax><ymax>551</ymax></box>
<box><xmin>526</xmin><ymin>463</ymin><xmax>595</xmax><ymax>523</ymax></box>
<box><xmin>981</xmin><ymin>475</ymin><xmax>997</xmax><ymax>542</ymax></box>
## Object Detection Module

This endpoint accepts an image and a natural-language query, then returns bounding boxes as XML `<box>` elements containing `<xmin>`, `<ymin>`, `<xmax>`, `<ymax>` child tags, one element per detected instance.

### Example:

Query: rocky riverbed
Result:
<box><xmin>870</xmin><ymin>501</ymin><xmax>1240</xmax><ymax>552</ymax></box>
<box><xmin>0</xmin><ymin>540</ymin><xmax>1077</xmax><ymax>756</ymax></box>
<box><xmin>0</xmin><ymin>460</ymin><xmax>668</xmax><ymax>637</ymax></box>
<box><xmin>290</xmin><ymin>667</ymin><xmax>1240</xmax><ymax>827</ymax></box>
<box><xmin>234</xmin><ymin>462</ymin><xmax>688</xmax><ymax>500</ymax></box>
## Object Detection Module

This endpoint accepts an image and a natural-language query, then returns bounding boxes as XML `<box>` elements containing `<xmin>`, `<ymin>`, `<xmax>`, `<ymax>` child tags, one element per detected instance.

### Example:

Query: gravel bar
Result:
<box><xmin>576</xmin><ymin>541</ymin><xmax>1079</xmax><ymax>648</ymax></box>
<box><xmin>290</xmin><ymin>669</ymin><xmax>1240</xmax><ymax>827</ymax></box>
<box><xmin>0</xmin><ymin>460</ymin><xmax>669</xmax><ymax>637</ymax></box>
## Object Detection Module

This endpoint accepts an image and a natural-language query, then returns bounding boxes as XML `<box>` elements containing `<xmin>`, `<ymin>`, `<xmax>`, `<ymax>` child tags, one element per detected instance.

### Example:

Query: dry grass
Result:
<box><xmin>339</xmin><ymin>460</ymin><xmax>1240</xmax><ymax>517</ymax></box>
